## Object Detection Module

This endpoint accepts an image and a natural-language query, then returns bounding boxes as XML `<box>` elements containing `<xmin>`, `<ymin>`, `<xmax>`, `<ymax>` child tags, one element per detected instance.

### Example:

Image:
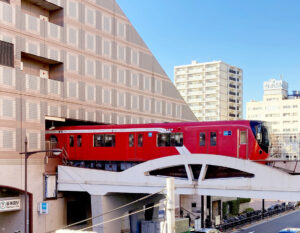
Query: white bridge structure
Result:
<box><xmin>57</xmin><ymin>154</ymin><xmax>300</xmax><ymax>233</ymax></box>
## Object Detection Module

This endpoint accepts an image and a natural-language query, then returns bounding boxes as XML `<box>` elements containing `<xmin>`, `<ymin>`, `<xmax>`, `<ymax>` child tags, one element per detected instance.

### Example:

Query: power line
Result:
<box><xmin>48</xmin><ymin>188</ymin><xmax>166</xmax><ymax>233</ymax></box>
<box><xmin>79</xmin><ymin>202</ymin><xmax>163</xmax><ymax>231</ymax></box>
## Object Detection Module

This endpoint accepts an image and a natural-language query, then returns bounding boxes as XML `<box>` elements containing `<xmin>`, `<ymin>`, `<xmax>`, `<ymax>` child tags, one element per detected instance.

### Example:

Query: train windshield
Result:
<box><xmin>250</xmin><ymin>121</ymin><xmax>269</xmax><ymax>153</ymax></box>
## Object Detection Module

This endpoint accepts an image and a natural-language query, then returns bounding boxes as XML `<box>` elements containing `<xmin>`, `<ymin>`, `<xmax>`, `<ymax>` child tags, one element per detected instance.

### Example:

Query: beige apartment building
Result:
<box><xmin>174</xmin><ymin>60</ymin><xmax>243</xmax><ymax>121</ymax></box>
<box><xmin>246</xmin><ymin>79</ymin><xmax>300</xmax><ymax>160</ymax></box>
<box><xmin>0</xmin><ymin>0</ymin><xmax>197</xmax><ymax>232</ymax></box>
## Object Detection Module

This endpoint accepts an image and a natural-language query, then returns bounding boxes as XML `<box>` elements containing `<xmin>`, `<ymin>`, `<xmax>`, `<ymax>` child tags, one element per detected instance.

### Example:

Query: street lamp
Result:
<box><xmin>20</xmin><ymin>136</ymin><xmax>62</xmax><ymax>233</ymax></box>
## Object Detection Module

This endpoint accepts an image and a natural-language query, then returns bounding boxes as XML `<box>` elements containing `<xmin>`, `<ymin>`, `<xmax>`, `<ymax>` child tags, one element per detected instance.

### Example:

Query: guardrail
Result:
<box><xmin>216</xmin><ymin>204</ymin><xmax>296</xmax><ymax>232</ymax></box>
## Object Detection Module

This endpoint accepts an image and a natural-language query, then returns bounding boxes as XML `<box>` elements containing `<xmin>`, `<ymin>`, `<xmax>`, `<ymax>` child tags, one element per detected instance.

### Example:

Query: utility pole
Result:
<box><xmin>166</xmin><ymin>178</ymin><xmax>175</xmax><ymax>233</ymax></box>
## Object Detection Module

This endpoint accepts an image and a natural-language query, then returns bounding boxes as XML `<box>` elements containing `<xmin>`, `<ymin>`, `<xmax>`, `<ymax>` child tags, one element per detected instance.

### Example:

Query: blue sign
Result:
<box><xmin>224</xmin><ymin>131</ymin><xmax>232</xmax><ymax>136</ymax></box>
<box><xmin>148</xmin><ymin>132</ymin><xmax>152</xmax><ymax>137</ymax></box>
<box><xmin>39</xmin><ymin>202</ymin><xmax>48</xmax><ymax>214</ymax></box>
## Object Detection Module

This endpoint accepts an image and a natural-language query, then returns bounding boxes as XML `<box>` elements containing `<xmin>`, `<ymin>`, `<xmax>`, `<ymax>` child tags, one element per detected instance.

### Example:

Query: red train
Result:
<box><xmin>45</xmin><ymin>120</ymin><xmax>269</xmax><ymax>170</ymax></box>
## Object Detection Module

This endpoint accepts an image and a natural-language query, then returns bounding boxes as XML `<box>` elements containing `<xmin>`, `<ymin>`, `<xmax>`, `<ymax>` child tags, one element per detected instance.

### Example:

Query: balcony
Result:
<box><xmin>206</xmin><ymin>97</ymin><xmax>217</xmax><ymax>102</ymax></box>
<box><xmin>205</xmin><ymin>82</ymin><xmax>217</xmax><ymax>87</ymax></box>
<box><xmin>189</xmin><ymin>90</ymin><xmax>202</xmax><ymax>96</ymax></box>
<box><xmin>21</xmin><ymin>0</ymin><xmax>63</xmax><ymax>26</ymax></box>
<box><xmin>205</xmin><ymin>89</ymin><xmax>217</xmax><ymax>94</ymax></box>
<box><xmin>25</xmin><ymin>73</ymin><xmax>62</xmax><ymax>96</ymax></box>
<box><xmin>205</xmin><ymin>105</ymin><xmax>217</xmax><ymax>109</ymax></box>
<box><xmin>190</xmin><ymin>105</ymin><xmax>202</xmax><ymax>111</ymax></box>
<box><xmin>205</xmin><ymin>66</ymin><xmax>217</xmax><ymax>72</ymax></box>
<box><xmin>188</xmin><ymin>98</ymin><xmax>201</xmax><ymax>103</ymax></box>
<box><xmin>188</xmin><ymin>76</ymin><xmax>202</xmax><ymax>81</ymax></box>
<box><xmin>188</xmin><ymin>83</ymin><xmax>202</xmax><ymax>88</ymax></box>
<box><xmin>188</xmin><ymin>68</ymin><xmax>203</xmax><ymax>74</ymax></box>
<box><xmin>206</xmin><ymin>112</ymin><xmax>217</xmax><ymax>117</ymax></box>
<box><xmin>175</xmin><ymin>70</ymin><xmax>186</xmax><ymax>75</ymax></box>
<box><xmin>205</xmin><ymin>74</ymin><xmax>217</xmax><ymax>80</ymax></box>
<box><xmin>175</xmin><ymin>78</ymin><xmax>186</xmax><ymax>83</ymax></box>
<box><xmin>21</xmin><ymin>52</ymin><xmax>63</xmax><ymax>81</ymax></box>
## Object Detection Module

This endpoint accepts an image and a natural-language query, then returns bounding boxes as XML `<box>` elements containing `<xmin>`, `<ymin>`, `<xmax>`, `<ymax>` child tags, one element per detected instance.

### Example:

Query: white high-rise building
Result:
<box><xmin>246</xmin><ymin>79</ymin><xmax>300</xmax><ymax>160</ymax></box>
<box><xmin>174</xmin><ymin>60</ymin><xmax>243</xmax><ymax>121</ymax></box>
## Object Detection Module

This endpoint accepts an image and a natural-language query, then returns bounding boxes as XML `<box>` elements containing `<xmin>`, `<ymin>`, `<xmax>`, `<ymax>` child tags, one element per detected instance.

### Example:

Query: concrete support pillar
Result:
<box><xmin>201</xmin><ymin>195</ymin><xmax>204</xmax><ymax>228</ymax></box>
<box><xmin>167</xmin><ymin>178</ymin><xmax>175</xmax><ymax>233</ymax></box>
<box><xmin>90</xmin><ymin>193</ymin><xmax>164</xmax><ymax>233</ymax></box>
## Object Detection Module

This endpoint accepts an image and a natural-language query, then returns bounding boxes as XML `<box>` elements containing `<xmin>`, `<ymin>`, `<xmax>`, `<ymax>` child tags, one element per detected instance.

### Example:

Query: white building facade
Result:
<box><xmin>246</xmin><ymin>79</ymin><xmax>300</xmax><ymax>160</ymax></box>
<box><xmin>174</xmin><ymin>61</ymin><xmax>243</xmax><ymax>121</ymax></box>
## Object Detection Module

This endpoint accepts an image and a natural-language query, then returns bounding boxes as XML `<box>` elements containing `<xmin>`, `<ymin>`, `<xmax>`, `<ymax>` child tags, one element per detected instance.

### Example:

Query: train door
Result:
<box><xmin>237</xmin><ymin>129</ymin><xmax>248</xmax><ymax>159</ymax></box>
<box><xmin>208</xmin><ymin>130</ymin><xmax>218</xmax><ymax>154</ymax></box>
<box><xmin>136</xmin><ymin>133</ymin><xmax>145</xmax><ymax>161</ymax></box>
<box><xmin>127</xmin><ymin>133</ymin><xmax>136</xmax><ymax>161</ymax></box>
<box><xmin>199</xmin><ymin>131</ymin><xmax>209</xmax><ymax>154</ymax></box>
<box><xmin>68</xmin><ymin>134</ymin><xmax>76</xmax><ymax>159</ymax></box>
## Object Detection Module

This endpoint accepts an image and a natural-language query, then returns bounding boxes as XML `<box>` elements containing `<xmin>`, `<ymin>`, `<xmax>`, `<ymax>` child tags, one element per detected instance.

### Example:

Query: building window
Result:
<box><xmin>0</xmin><ymin>40</ymin><xmax>14</xmax><ymax>67</ymax></box>
<box><xmin>118</xmin><ymin>69</ymin><xmax>125</xmax><ymax>84</ymax></box>
<box><xmin>131</xmin><ymin>72</ymin><xmax>138</xmax><ymax>88</ymax></box>
<box><xmin>131</xmin><ymin>49</ymin><xmax>138</xmax><ymax>65</ymax></box>
<box><xmin>117</xmin><ymin>21</ymin><xmax>125</xmax><ymax>37</ymax></box>
<box><xmin>103</xmin><ymin>64</ymin><xmax>111</xmax><ymax>81</ymax></box>
<box><xmin>86</xmin><ymin>8</ymin><xmax>95</xmax><ymax>26</ymax></box>
<box><xmin>103</xmin><ymin>15</ymin><xmax>111</xmax><ymax>33</ymax></box>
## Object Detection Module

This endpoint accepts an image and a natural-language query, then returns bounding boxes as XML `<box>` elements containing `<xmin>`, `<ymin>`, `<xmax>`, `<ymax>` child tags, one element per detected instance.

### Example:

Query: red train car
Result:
<box><xmin>45</xmin><ymin>120</ymin><xmax>269</xmax><ymax>170</ymax></box>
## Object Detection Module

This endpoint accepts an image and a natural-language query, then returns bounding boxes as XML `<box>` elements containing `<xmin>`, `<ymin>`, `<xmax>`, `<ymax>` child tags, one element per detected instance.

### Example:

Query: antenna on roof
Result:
<box><xmin>280</xmin><ymin>74</ymin><xmax>283</xmax><ymax>80</ymax></box>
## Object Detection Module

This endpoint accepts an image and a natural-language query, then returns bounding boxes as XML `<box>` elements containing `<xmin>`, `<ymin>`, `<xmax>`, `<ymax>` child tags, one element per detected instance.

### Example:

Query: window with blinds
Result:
<box><xmin>0</xmin><ymin>40</ymin><xmax>14</xmax><ymax>67</ymax></box>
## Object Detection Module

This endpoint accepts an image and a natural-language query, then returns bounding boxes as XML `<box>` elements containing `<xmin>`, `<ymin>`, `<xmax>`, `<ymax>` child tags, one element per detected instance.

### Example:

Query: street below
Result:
<box><xmin>232</xmin><ymin>209</ymin><xmax>300</xmax><ymax>233</ymax></box>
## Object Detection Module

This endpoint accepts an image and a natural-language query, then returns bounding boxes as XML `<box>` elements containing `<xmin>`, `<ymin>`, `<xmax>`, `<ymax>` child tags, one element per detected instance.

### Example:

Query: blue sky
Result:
<box><xmin>117</xmin><ymin>0</ymin><xmax>300</xmax><ymax>116</ymax></box>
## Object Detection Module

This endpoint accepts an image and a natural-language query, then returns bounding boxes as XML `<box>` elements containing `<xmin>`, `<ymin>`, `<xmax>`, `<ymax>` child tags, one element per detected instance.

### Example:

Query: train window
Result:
<box><xmin>199</xmin><ymin>132</ymin><xmax>205</xmax><ymax>146</ymax></box>
<box><xmin>157</xmin><ymin>133</ymin><xmax>183</xmax><ymax>147</ymax></box>
<box><xmin>94</xmin><ymin>134</ymin><xmax>104</xmax><ymax>147</ymax></box>
<box><xmin>157</xmin><ymin>133</ymin><xmax>170</xmax><ymax>147</ymax></box>
<box><xmin>138</xmin><ymin>134</ymin><xmax>143</xmax><ymax>147</ymax></box>
<box><xmin>77</xmin><ymin>135</ymin><xmax>82</xmax><ymax>147</ymax></box>
<box><xmin>129</xmin><ymin>134</ymin><xmax>134</xmax><ymax>147</ymax></box>
<box><xmin>210</xmin><ymin>132</ymin><xmax>217</xmax><ymax>146</ymax></box>
<box><xmin>94</xmin><ymin>134</ymin><xmax>115</xmax><ymax>147</ymax></box>
<box><xmin>69</xmin><ymin>136</ymin><xmax>74</xmax><ymax>147</ymax></box>
<box><xmin>240</xmin><ymin>131</ymin><xmax>247</xmax><ymax>144</ymax></box>
<box><xmin>170</xmin><ymin>133</ymin><xmax>183</xmax><ymax>147</ymax></box>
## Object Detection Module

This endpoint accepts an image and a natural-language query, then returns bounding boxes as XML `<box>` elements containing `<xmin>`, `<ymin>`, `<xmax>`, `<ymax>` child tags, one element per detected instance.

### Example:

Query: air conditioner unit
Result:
<box><xmin>40</xmin><ymin>69</ymin><xmax>49</xmax><ymax>79</ymax></box>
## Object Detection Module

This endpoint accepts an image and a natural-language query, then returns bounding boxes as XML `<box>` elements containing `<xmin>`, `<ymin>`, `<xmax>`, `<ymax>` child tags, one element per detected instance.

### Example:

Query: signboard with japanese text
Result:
<box><xmin>0</xmin><ymin>199</ymin><xmax>21</xmax><ymax>212</ymax></box>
